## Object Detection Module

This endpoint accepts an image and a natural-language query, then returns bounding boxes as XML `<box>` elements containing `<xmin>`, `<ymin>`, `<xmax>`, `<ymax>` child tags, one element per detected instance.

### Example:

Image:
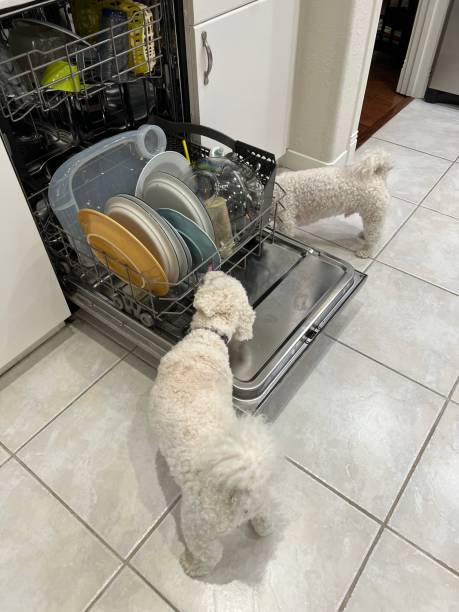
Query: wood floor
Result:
<box><xmin>358</xmin><ymin>59</ymin><xmax>413</xmax><ymax>147</ymax></box>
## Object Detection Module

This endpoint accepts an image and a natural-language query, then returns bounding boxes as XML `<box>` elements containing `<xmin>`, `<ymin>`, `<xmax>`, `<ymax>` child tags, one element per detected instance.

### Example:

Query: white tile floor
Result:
<box><xmin>1</xmin><ymin>100</ymin><xmax>458</xmax><ymax>611</ymax></box>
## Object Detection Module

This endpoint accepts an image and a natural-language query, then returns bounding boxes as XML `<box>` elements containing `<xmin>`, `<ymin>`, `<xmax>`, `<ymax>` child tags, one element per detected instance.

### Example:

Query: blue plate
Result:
<box><xmin>157</xmin><ymin>208</ymin><xmax>220</xmax><ymax>272</ymax></box>
<box><xmin>176</xmin><ymin>230</ymin><xmax>203</xmax><ymax>270</ymax></box>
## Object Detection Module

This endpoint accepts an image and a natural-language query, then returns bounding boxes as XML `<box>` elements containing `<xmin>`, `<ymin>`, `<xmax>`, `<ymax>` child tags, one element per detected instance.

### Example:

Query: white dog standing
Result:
<box><xmin>151</xmin><ymin>271</ymin><xmax>278</xmax><ymax>577</ymax></box>
<box><xmin>276</xmin><ymin>151</ymin><xmax>392</xmax><ymax>258</ymax></box>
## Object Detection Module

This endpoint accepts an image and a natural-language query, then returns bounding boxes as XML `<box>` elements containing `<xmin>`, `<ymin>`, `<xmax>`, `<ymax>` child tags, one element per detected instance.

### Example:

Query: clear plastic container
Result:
<box><xmin>48</xmin><ymin>124</ymin><xmax>166</xmax><ymax>260</ymax></box>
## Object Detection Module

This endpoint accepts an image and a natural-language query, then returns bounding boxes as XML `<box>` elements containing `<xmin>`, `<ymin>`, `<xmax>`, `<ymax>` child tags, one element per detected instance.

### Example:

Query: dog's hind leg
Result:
<box><xmin>356</xmin><ymin>207</ymin><xmax>386</xmax><ymax>258</ymax></box>
<box><xmin>179</xmin><ymin>495</ymin><xmax>223</xmax><ymax>577</ymax></box>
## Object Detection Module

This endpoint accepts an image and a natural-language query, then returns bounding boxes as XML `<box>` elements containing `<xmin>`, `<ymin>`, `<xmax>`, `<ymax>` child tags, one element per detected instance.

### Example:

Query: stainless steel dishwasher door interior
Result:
<box><xmin>230</xmin><ymin>232</ymin><xmax>365</xmax><ymax>410</ymax></box>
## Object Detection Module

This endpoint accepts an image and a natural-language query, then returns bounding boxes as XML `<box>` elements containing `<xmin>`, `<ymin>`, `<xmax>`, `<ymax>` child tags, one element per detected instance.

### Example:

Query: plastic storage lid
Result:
<box><xmin>136</xmin><ymin>124</ymin><xmax>167</xmax><ymax>159</ymax></box>
<box><xmin>48</xmin><ymin>124</ymin><xmax>166</xmax><ymax>212</ymax></box>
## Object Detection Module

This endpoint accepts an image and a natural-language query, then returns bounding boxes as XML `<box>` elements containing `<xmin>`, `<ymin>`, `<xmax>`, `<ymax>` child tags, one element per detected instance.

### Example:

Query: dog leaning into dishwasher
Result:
<box><xmin>151</xmin><ymin>271</ymin><xmax>279</xmax><ymax>577</ymax></box>
<box><xmin>276</xmin><ymin>150</ymin><xmax>393</xmax><ymax>258</ymax></box>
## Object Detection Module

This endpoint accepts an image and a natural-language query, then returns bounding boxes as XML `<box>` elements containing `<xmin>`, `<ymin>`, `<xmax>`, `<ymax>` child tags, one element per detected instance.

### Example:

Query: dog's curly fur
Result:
<box><xmin>151</xmin><ymin>272</ymin><xmax>278</xmax><ymax>577</ymax></box>
<box><xmin>276</xmin><ymin>151</ymin><xmax>393</xmax><ymax>258</ymax></box>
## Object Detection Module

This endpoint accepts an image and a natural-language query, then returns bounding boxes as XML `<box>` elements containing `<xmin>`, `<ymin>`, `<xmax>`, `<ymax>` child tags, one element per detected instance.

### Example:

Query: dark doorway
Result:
<box><xmin>357</xmin><ymin>0</ymin><xmax>419</xmax><ymax>147</ymax></box>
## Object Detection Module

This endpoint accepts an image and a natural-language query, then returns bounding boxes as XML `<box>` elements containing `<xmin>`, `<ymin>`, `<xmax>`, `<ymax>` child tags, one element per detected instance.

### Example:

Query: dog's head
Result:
<box><xmin>192</xmin><ymin>271</ymin><xmax>255</xmax><ymax>341</ymax></box>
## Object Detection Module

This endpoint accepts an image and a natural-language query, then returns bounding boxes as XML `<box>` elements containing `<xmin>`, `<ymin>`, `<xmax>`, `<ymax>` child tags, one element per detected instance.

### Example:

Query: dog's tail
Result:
<box><xmin>204</xmin><ymin>415</ymin><xmax>278</xmax><ymax>498</ymax></box>
<box><xmin>352</xmin><ymin>150</ymin><xmax>393</xmax><ymax>181</ymax></box>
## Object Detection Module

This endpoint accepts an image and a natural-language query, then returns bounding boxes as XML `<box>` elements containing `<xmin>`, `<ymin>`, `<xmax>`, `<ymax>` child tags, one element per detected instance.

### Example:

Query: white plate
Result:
<box><xmin>135</xmin><ymin>151</ymin><xmax>191</xmax><ymax>197</ymax></box>
<box><xmin>120</xmin><ymin>193</ymin><xmax>190</xmax><ymax>280</ymax></box>
<box><xmin>104</xmin><ymin>195</ymin><xmax>180</xmax><ymax>283</ymax></box>
<box><xmin>139</xmin><ymin>171</ymin><xmax>215</xmax><ymax>241</ymax></box>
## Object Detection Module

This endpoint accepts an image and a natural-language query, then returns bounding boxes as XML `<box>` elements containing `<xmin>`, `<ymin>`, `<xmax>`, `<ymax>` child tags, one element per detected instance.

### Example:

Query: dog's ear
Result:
<box><xmin>234</xmin><ymin>299</ymin><xmax>255</xmax><ymax>342</ymax></box>
<box><xmin>193</xmin><ymin>271</ymin><xmax>227</xmax><ymax>317</ymax></box>
<box><xmin>193</xmin><ymin>286</ymin><xmax>216</xmax><ymax>317</ymax></box>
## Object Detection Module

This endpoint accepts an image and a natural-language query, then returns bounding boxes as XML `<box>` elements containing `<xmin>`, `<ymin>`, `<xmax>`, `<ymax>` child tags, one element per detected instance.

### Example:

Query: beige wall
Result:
<box><xmin>281</xmin><ymin>0</ymin><xmax>382</xmax><ymax>170</ymax></box>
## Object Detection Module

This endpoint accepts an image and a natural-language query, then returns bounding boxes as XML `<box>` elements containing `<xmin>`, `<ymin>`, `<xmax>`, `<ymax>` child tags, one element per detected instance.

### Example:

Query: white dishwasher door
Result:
<box><xmin>0</xmin><ymin>138</ymin><xmax>70</xmax><ymax>373</ymax></box>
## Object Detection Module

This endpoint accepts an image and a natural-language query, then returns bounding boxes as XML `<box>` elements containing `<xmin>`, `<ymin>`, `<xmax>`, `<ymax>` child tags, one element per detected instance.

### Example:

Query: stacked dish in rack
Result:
<box><xmin>50</xmin><ymin>123</ymin><xmax>264</xmax><ymax>297</ymax></box>
<box><xmin>76</xmin><ymin>135</ymin><xmax>222</xmax><ymax>296</ymax></box>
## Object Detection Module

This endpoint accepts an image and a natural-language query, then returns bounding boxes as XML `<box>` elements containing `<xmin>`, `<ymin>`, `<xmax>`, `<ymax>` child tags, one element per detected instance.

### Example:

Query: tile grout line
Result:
<box><xmin>289</xmin><ymin>442</ymin><xmax>459</xmax><ymax>611</ymax></box>
<box><xmin>0</xmin><ymin>439</ymin><xmax>12</xmax><ymax>455</ymax></box>
<box><xmin>420</xmin><ymin>204</ymin><xmax>459</xmax><ymax>222</ymax></box>
<box><xmin>372</xmin><ymin>151</ymin><xmax>454</xmax><ymax>263</ymax></box>
<box><xmin>3</xmin><ymin>332</ymin><xmax>176</xmax><ymax>611</ymax></box>
<box><xmin>416</xmin><ymin>162</ymin><xmax>456</xmax><ymax>206</ymax></box>
<box><xmin>84</xmin><ymin>496</ymin><xmax>181</xmax><ymax>612</ymax></box>
<box><xmin>13</xmin><ymin>346</ymin><xmax>135</xmax><ymax>455</ymax></box>
<box><xmin>372</xmin><ymin>159</ymin><xmax>455</xmax><ymax>263</ymax></box>
<box><xmin>0</xmin><ymin>440</ymin><xmax>13</xmax><ymax>469</ymax></box>
<box><xmin>125</xmin><ymin>565</ymin><xmax>181</xmax><ymax>612</ymax></box>
<box><xmin>385</xmin><ymin>525</ymin><xmax>459</xmax><ymax>579</ymax></box>
<box><xmin>339</xmin><ymin>375</ymin><xmax>459</xmax><ymax>611</ymax></box>
<box><xmin>374</xmin><ymin>259</ymin><xmax>459</xmax><ymax>298</ymax></box>
<box><xmin>11</xmin><ymin>454</ymin><xmax>180</xmax><ymax>612</ymax></box>
<box><xmin>383</xmin><ymin>380</ymin><xmax>457</xmax><ymax>526</ymax></box>
<box><xmin>371</xmin><ymin>203</ymin><xmax>420</xmax><ymax>260</ymax></box>
<box><xmin>286</xmin><ymin>458</ymin><xmax>383</xmax><ymax>524</ymax></box>
<box><xmin>324</xmin><ymin>335</ymin><xmax>447</xmax><ymax>400</ymax></box>
<box><xmin>296</xmin><ymin>155</ymin><xmax>459</xmax><ymax>609</ymax></box>
<box><xmin>323</xmin><ymin>169</ymin><xmax>459</xmax><ymax>363</ymax></box>
<box><xmin>371</xmin><ymin>136</ymin><xmax>458</xmax><ymax>163</ymax></box>
<box><xmin>0</xmin><ymin>455</ymin><xmax>13</xmax><ymax>469</ymax></box>
<box><xmin>83</xmin><ymin>565</ymin><xmax>124</xmax><ymax>612</ymax></box>
<box><xmin>125</xmin><ymin>495</ymin><xmax>181</xmax><ymax>561</ymax></box>
<box><xmin>373</xmin><ymin>155</ymin><xmax>459</xmax><ymax>265</ymax></box>
<box><xmin>337</xmin><ymin>525</ymin><xmax>385</xmax><ymax>612</ymax></box>
<box><xmin>121</xmin><ymin>495</ymin><xmax>182</xmax><ymax>612</ymax></box>
<box><xmin>12</xmin><ymin>454</ymin><xmax>125</xmax><ymax>562</ymax></box>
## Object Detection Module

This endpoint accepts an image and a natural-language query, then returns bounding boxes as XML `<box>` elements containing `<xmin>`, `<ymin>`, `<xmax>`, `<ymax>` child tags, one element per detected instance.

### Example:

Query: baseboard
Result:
<box><xmin>279</xmin><ymin>148</ymin><xmax>348</xmax><ymax>170</ymax></box>
<box><xmin>0</xmin><ymin>322</ymin><xmax>66</xmax><ymax>376</ymax></box>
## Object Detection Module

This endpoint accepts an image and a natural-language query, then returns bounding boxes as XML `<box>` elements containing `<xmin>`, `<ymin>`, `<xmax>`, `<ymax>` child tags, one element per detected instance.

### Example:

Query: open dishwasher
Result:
<box><xmin>0</xmin><ymin>0</ymin><xmax>365</xmax><ymax>413</ymax></box>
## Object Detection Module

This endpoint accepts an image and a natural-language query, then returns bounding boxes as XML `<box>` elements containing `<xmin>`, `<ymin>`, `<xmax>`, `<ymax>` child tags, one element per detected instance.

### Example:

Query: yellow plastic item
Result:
<box><xmin>102</xmin><ymin>0</ymin><xmax>156</xmax><ymax>74</ymax></box>
<box><xmin>41</xmin><ymin>61</ymin><xmax>81</xmax><ymax>92</ymax></box>
<box><xmin>70</xmin><ymin>0</ymin><xmax>104</xmax><ymax>38</ymax></box>
<box><xmin>78</xmin><ymin>208</ymin><xmax>169</xmax><ymax>294</ymax></box>
<box><xmin>71</xmin><ymin>0</ymin><xmax>156</xmax><ymax>74</ymax></box>
<box><xmin>182</xmin><ymin>139</ymin><xmax>190</xmax><ymax>163</ymax></box>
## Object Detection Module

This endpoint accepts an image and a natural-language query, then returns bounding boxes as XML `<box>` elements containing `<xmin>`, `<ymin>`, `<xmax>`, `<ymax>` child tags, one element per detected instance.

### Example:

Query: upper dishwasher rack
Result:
<box><xmin>0</xmin><ymin>1</ymin><xmax>162</xmax><ymax>122</ymax></box>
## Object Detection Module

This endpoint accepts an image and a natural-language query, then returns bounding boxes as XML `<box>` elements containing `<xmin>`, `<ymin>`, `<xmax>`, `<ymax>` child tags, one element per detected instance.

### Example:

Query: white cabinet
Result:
<box><xmin>0</xmin><ymin>139</ymin><xmax>70</xmax><ymax>373</ymax></box>
<box><xmin>183</xmin><ymin>0</ymin><xmax>257</xmax><ymax>25</ymax></box>
<box><xmin>185</xmin><ymin>0</ymin><xmax>299</xmax><ymax>159</ymax></box>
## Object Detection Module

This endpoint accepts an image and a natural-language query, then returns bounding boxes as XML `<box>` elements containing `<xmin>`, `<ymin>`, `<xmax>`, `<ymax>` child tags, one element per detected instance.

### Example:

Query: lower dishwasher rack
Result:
<box><xmin>68</xmin><ymin>229</ymin><xmax>366</xmax><ymax>414</ymax></box>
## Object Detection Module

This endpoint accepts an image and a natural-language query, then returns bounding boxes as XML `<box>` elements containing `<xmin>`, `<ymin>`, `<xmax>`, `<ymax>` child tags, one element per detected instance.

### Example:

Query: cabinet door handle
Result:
<box><xmin>201</xmin><ymin>31</ymin><xmax>213</xmax><ymax>85</ymax></box>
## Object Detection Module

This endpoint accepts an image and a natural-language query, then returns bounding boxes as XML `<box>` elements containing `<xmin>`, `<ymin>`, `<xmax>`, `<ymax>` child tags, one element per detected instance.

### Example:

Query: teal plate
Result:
<box><xmin>157</xmin><ymin>208</ymin><xmax>220</xmax><ymax>272</ymax></box>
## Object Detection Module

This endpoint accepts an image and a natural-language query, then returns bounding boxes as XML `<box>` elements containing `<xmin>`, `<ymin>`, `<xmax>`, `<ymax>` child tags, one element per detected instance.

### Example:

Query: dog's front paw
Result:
<box><xmin>180</xmin><ymin>550</ymin><xmax>214</xmax><ymax>578</ymax></box>
<box><xmin>355</xmin><ymin>248</ymin><xmax>372</xmax><ymax>259</ymax></box>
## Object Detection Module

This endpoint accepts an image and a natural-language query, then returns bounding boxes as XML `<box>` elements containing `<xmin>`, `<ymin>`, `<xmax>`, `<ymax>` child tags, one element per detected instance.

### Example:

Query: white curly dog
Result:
<box><xmin>151</xmin><ymin>271</ymin><xmax>278</xmax><ymax>577</ymax></box>
<box><xmin>276</xmin><ymin>151</ymin><xmax>393</xmax><ymax>258</ymax></box>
